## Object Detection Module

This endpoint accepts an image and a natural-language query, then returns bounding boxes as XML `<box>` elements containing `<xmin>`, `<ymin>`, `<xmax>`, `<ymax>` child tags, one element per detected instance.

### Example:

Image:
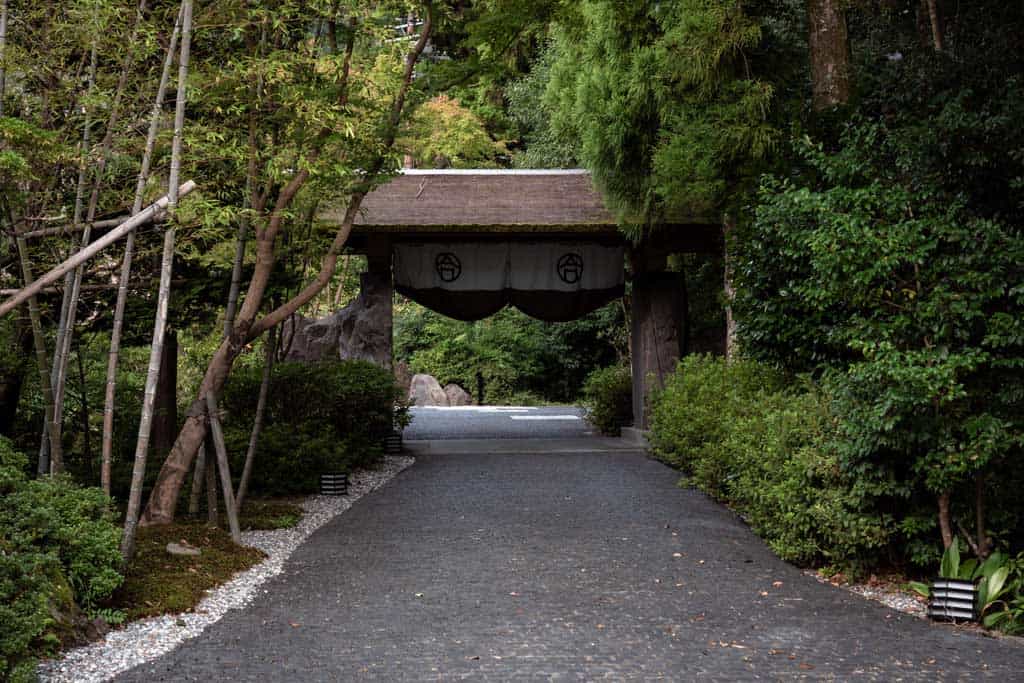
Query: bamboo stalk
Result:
<box><xmin>204</xmin><ymin>441</ymin><xmax>218</xmax><ymax>523</ymax></box>
<box><xmin>0</xmin><ymin>182</ymin><xmax>195</xmax><ymax>319</ymax></box>
<box><xmin>206</xmin><ymin>391</ymin><xmax>241</xmax><ymax>543</ymax></box>
<box><xmin>21</xmin><ymin>215</ymin><xmax>163</xmax><ymax>240</ymax></box>
<box><xmin>234</xmin><ymin>323</ymin><xmax>276</xmax><ymax>513</ymax></box>
<box><xmin>0</xmin><ymin>0</ymin><xmax>8</xmax><ymax>116</ymax></box>
<box><xmin>16</xmin><ymin>235</ymin><xmax>63</xmax><ymax>474</ymax></box>
<box><xmin>45</xmin><ymin>42</ymin><xmax>99</xmax><ymax>474</ymax></box>
<box><xmin>121</xmin><ymin>0</ymin><xmax>193</xmax><ymax>563</ymax></box>
<box><xmin>102</xmin><ymin>3</ymin><xmax>184</xmax><ymax>495</ymax></box>
<box><xmin>188</xmin><ymin>443</ymin><xmax>206</xmax><ymax>516</ymax></box>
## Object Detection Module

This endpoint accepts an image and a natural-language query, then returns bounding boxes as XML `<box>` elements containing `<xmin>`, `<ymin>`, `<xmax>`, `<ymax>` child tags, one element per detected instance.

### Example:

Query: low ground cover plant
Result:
<box><xmin>0</xmin><ymin>437</ymin><xmax>123</xmax><ymax>680</ymax></box>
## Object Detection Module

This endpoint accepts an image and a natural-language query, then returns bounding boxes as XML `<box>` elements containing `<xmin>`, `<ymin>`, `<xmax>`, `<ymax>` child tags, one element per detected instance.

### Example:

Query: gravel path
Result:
<box><xmin>38</xmin><ymin>456</ymin><xmax>414</xmax><ymax>683</ymax></box>
<box><xmin>108</xmin><ymin>447</ymin><xmax>1024</xmax><ymax>680</ymax></box>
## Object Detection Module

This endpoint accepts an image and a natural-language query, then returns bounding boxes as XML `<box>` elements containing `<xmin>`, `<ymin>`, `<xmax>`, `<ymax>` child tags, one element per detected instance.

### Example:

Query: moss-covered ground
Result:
<box><xmin>108</xmin><ymin>499</ymin><xmax>304</xmax><ymax>621</ymax></box>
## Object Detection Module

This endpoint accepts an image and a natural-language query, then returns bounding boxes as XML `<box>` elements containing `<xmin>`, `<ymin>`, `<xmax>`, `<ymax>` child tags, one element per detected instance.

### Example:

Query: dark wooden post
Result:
<box><xmin>629</xmin><ymin>246</ymin><xmax>685</xmax><ymax>429</ymax></box>
<box><xmin>359</xmin><ymin>234</ymin><xmax>393</xmax><ymax>369</ymax></box>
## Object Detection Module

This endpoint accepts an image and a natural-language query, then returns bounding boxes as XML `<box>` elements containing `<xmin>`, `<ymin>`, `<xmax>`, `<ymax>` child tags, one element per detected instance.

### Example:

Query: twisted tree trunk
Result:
<box><xmin>141</xmin><ymin>3</ymin><xmax>435</xmax><ymax>525</ymax></box>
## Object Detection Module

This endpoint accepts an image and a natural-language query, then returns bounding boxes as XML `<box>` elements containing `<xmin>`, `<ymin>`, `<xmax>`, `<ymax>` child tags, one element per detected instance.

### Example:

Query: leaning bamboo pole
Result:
<box><xmin>121</xmin><ymin>0</ymin><xmax>193</xmax><ymax>563</ymax></box>
<box><xmin>0</xmin><ymin>182</ymin><xmax>196</xmax><ymax>318</ymax></box>
<box><xmin>102</xmin><ymin>1</ymin><xmax>180</xmax><ymax>495</ymax></box>
<box><xmin>206</xmin><ymin>391</ymin><xmax>241</xmax><ymax>543</ymax></box>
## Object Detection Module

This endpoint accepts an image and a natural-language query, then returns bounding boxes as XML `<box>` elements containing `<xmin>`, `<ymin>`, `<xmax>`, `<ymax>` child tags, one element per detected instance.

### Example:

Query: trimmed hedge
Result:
<box><xmin>0</xmin><ymin>437</ymin><xmax>122</xmax><ymax>680</ymax></box>
<box><xmin>582</xmin><ymin>365</ymin><xmax>633</xmax><ymax>436</ymax></box>
<box><xmin>649</xmin><ymin>355</ymin><xmax>890</xmax><ymax>572</ymax></box>
<box><xmin>220</xmin><ymin>360</ymin><xmax>409</xmax><ymax>496</ymax></box>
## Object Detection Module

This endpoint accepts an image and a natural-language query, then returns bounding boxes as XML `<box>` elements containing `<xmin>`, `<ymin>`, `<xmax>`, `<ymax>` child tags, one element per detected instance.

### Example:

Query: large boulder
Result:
<box><xmin>283</xmin><ymin>273</ymin><xmax>391</xmax><ymax>367</ymax></box>
<box><xmin>408</xmin><ymin>374</ymin><xmax>448</xmax><ymax>406</ymax></box>
<box><xmin>444</xmin><ymin>383</ymin><xmax>473</xmax><ymax>406</ymax></box>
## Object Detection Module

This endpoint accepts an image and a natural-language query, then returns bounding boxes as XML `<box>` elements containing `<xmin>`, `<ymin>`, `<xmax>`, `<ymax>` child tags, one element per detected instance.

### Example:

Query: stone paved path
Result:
<box><xmin>117</xmin><ymin>447</ymin><xmax>1024</xmax><ymax>681</ymax></box>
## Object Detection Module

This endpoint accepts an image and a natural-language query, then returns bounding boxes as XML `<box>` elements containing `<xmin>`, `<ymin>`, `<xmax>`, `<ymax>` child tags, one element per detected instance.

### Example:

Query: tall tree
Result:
<box><xmin>807</xmin><ymin>0</ymin><xmax>851</xmax><ymax>109</ymax></box>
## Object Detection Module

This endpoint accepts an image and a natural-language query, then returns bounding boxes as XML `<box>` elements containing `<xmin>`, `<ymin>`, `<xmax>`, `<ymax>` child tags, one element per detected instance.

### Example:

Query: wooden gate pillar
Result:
<box><xmin>629</xmin><ymin>248</ymin><xmax>685</xmax><ymax>429</ymax></box>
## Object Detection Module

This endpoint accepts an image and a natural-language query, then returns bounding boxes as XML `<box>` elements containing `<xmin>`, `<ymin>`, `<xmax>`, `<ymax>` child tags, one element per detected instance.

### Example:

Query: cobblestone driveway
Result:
<box><xmin>117</xmin><ymin>448</ymin><xmax>1024</xmax><ymax>681</ymax></box>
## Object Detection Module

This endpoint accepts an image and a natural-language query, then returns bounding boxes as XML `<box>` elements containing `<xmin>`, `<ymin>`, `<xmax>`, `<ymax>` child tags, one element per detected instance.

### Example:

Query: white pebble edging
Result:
<box><xmin>38</xmin><ymin>455</ymin><xmax>415</xmax><ymax>683</ymax></box>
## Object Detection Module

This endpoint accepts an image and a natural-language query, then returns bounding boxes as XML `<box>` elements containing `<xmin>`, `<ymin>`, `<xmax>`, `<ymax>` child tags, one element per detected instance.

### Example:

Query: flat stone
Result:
<box><xmin>166</xmin><ymin>542</ymin><xmax>201</xmax><ymax>557</ymax></box>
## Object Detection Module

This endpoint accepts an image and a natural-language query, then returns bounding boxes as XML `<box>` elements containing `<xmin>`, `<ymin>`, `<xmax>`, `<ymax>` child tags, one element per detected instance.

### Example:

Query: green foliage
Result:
<box><xmin>650</xmin><ymin>356</ymin><xmax>892</xmax><ymax>571</ymax></box>
<box><xmin>0</xmin><ymin>437</ymin><xmax>122</xmax><ymax>679</ymax></box>
<box><xmin>399</xmin><ymin>95</ymin><xmax>507</xmax><ymax>168</ymax></box>
<box><xmin>395</xmin><ymin>301</ymin><xmax>626</xmax><ymax>404</ymax></box>
<box><xmin>544</xmin><ymin>0</ymin><xmax>783</xmax><ymax>234</ymax></box>
<box><xmin>220</xmin><ymin>361</ymin><xmax>408</xmax><ymax>496</ymax></box>
<box><xmin>581</xmin><ymin>365</ymin><xmax>632</xmax><ymax>436</ymax></box>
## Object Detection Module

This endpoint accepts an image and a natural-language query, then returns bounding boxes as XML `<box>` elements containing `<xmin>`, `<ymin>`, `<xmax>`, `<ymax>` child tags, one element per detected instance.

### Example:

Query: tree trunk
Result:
<box><xmin>102</xmin><ymin>4</ymin><xmax>184</xmax><ymax>495</ymax></box>
<box><xmin>122</xmin><ymin>0</ymin><xmax>193</xmax><ymax>561</ymax></box>
<box><xmin>151</xmin><ymin>328</ymin><xmax>178</xmax><ymax>459</ymax></box>
<box><xmin>938</xmin><ymin>490</ymin><xmax>954</xmax><ymax>549</ymax></box>
<box><xmin>923</xmin><ymin>0</ymin><xmax>944</xmax><ymax>51</ymax></box>
<box><xmin>722</xmin><ymin>215</ymin><xmax>737</xmax><ymax>361</ymax></box>
<box><xmin>975</xmin><ymin>475</ymin><xmax>989</xmax><ymax>558</ymax></box>
<box><xmin>140</xmin><ymin>4</ymin><xmax>435</xmax><ymax>526</ymax></box>
<box><xmin>235</xmin><ymin>323</ymin><xmax>276</xmax><ymax>512</ymax></box>
<box><xmin>807</xmin><ymin>0</ymin><xmax>851</xmax><ymax>110</ymax></box>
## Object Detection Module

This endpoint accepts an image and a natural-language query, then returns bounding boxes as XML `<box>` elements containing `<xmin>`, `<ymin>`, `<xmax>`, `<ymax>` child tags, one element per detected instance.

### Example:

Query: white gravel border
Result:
<box><xmin>38</xmin><ymin>455</ymin><xmax>414</xmax><ymax>683</ymax></box>
<box><xmin>805</xmin><ymin>569</ymin><xmax>928</xmax><ymax>619</ymax></box>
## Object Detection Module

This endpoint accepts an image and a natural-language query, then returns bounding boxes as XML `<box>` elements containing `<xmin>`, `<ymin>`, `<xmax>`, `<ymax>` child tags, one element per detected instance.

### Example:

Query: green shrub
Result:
<box><xmin>648</xmin><ymin>355</ymin><xmax>784</xmax><ymax>494</ymax></box>
<box><xmin>220</xmin><ymin>360</ymin><xmax>409</xmax><ymax>496</ymax></box>
<box><xmin>649</xmin><ymin>356</ymin><xmax>891</xmax><ymax>572</ymax></box>
<box><xmin>0</xmin><ymin>437</ymin><xmax>123</xmax><ymax>679</ymax></box>
<box><xmin>582</xmin><ymin>365</ymin><xmax>633</xmax><ymax>436</ymax></box>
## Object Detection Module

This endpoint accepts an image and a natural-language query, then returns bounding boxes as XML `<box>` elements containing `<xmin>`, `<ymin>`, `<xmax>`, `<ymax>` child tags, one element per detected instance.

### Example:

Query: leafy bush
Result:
<box><xmin>648</xmin><ymin>355</ymin><xmax>784</xmax><ymax>494</ymax></box>
<box><xmin>220</xmin><ymin>361</ymin><xmax>408</xmax><ymax>496</ymax></box>
<box><xmin>649</xmin><ymin>356</ymin><xmax>891</xmax><ymax>571</ymax></box>
<box><xmin>0</xmin><ymin>437</ymin><xmax>123</xmax><ymax>679</ymax></box>
<box><xmin>582</xmin><ymin>365</ymin><xmax>633</xmax><ymax>436</ymax></box>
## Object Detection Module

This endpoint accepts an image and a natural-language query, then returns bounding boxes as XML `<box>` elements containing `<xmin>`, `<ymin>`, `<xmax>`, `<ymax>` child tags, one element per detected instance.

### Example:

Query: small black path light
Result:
<box><xmin>320</xmin><ymin>472</ymin><xmax>349</xmax><ymax>496</ymax></box>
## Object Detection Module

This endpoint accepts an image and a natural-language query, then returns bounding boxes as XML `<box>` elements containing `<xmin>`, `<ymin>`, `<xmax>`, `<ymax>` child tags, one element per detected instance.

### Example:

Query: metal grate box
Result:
<box><xmin>320</xmin><ymin>473</ymin><xmax>349</xmax><ymax>496</ymax></box>
<box><xmin>927</xmin><ymin>579</ymin><xmax>977</xmax><ymax>622</ymax></box>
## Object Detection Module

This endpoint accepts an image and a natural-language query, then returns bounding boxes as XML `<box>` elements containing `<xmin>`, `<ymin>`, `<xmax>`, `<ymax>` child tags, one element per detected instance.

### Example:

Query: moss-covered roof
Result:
<box><xmin>328</xmin><ymin>170</ymin><xmax>618</xmax><ymax>231</ymax></box>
